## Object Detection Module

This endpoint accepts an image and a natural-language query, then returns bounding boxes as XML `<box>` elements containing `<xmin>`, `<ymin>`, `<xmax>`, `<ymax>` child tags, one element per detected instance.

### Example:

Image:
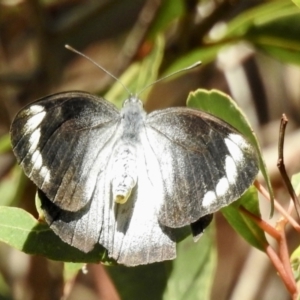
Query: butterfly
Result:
<box><xmin>10</xmin><ymin>89</ymin><xmax>259</xmax><ymax>266</ymax></box>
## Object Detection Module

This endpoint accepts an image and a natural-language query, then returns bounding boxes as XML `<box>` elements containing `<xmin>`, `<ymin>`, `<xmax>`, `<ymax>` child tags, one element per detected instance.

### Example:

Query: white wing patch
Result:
<box><xmin>24</xmin><ymin>108</ymin><xmax>46</xmax><ymax>131</ymax></box>
<box><xmin>29</xmin><ymin>138</ymin><xmax>51</xmax><ymax>184</ymax></box>
<box><xmin>202</xmin><ymin>175</ymin><xmax>232</xmax><ymax>208</ymax></box>
<box><xmin>216</xmin><ymin>177</ymin><xmax>230</xmax><ymax>197</ymax></box>
<box><xmin>228</xmin><ymin>133</ymin><xmax>248</xmax><ymax>148</ymax></box>
<box><xmin>202</xmin><ymin>191</ymin><xmax>216</xmax><ymax>208</ymax></box>
<box><xmin>40</xmin><ymin>166</ymin><xmax>51</xmax><ymax>184</ymax></box>
<box><xmin>30</xmin><ymin>150</ymin><xmax>51</xmax><ymax>183</ymax></box>
<box><xmin>202</xmin><ymin>138</ymin><xmax>245</xmax><ymax>209</ymax></box>
<box><xmin>23</xmin><ymin>107</ymin><xmax>51</xmax><ymax>183</ymax></box>
<box><xmin>225</xmin><ymin>155</ymin><xmax>238</xmax><ymax>184</ymax></box>
<box><xmin>28</xmin><ymin>128</ymin><xmax>41</xmax><ymax>150</ymax></box>
<box><xmin>224</xmin><ymin>138</ymin><xmax>243</xmax><ymax>162</ymax></box>
<box><xmin>31</xmin><ymin>150</ymin><xmax>43</xmax><ymax>170</ymax></box>
<box><xmin>225</xmin><ymin>134</ymin><xmax>246</xmax><ymax>163</ymax></box>
<box><xmin>28</xmin><ymin>105</ymin><xmax>45</xmax><ymax>114</ymax></box>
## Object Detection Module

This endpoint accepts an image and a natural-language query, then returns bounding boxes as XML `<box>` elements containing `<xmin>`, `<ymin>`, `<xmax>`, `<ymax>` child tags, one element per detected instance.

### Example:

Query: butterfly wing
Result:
<box><xmin>145</xmin><ymin>107</ymin><xmax>259</xmax><ymax>228</ymax></box>
<box><xmin>38</xmin><ymin>124</ymin><xmax>177</xmax><ymax>265</ymax></box>
<box><xmin>10</xmin><ymin>91</ymin><xmax>120</xmax><ymax>212</ymax></box>
<box><xmin>11</xmin><ymin>93</ymin><xmax>258</xmax><ymax>265</ymax></box>
<box><xmin>11</xmin><ymin>92</ymin><xmax>177</xmax><ymax>265</ymax></box>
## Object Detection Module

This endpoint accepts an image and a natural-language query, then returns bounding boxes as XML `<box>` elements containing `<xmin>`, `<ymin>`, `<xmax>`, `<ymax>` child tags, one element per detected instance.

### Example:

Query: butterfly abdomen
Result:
<box><xmin>111</xmin><ymin>144</ymin><xmax>137</xmax><ymax>204</ymax></box>
<box><xmin>111</xmin><ymin>97</ymin><xmax>145</xmax><ymax>204</ymax></box>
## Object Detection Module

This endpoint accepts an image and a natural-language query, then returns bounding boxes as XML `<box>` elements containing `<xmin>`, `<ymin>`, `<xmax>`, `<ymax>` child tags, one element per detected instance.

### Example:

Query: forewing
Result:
<box><xmin>38</xmin><ymin>117</ymin><xmax>120</xmax><ymax>253</ymax></box>
<box><xmin>10</xmin><ymin>91</ymin><xmax>120</xmax><ymax>211</ymax></box>
<box><xmin>146</xmin><ymin>107</ymin><xmax>259</xmax><ymax>228</ymax></box>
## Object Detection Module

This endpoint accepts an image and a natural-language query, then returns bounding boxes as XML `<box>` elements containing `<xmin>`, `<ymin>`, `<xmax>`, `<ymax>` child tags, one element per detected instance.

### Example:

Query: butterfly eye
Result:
<box><xmin>123</xmin><ymin>96</ymin><xmax>143</xmax><ymax>108</ymax></box>
<box><xmin>123</xmin><ymin>99</ymin><xmax>129</xmax><ymax>107</ymax></box>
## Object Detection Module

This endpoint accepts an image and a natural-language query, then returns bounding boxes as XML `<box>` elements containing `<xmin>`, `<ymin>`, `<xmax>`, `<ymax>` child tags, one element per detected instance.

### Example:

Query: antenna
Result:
<box><xmin>65</xmin><ymin>44</ymin><xmax>201</xmax><ymax>98</ymax></box>
<box><xmin>65</xmin><ymin>44</ymin><xmax>131</xmax><ymax>95</ymax></box>
<box><xmin>137</xmin><ymin>61</ymin><xmax>201</xmax><ymax>97</ymax></box>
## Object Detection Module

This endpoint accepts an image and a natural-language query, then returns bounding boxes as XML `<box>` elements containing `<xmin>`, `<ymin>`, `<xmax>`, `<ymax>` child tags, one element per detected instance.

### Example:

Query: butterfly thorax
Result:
<box><xmin>111</xmin><ymin>95</ymin><xmax>146</xmax><ymax>204</ymax></box>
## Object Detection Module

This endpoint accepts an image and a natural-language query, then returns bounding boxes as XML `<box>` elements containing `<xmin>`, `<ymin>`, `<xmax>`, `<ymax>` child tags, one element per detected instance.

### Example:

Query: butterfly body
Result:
<box><xmin>111</xmin><ymin>96</ymin><xmax>145</xmax><ymax>204</ymax></box>
<box><xmin>10</xmin><ymin>91</ymin><xmax>259</xmax><ymax>266</ymax></box>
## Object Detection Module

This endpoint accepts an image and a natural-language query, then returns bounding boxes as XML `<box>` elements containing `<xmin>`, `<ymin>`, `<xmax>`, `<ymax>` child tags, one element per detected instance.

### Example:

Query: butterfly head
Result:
<box><xmin>120</xmin><ymin>94</ymin><xmax>146</xmax><ymax>134</ymax></box>
<box><xmin>122</xmin><ymin>94</ymin><xmax>143</xmax><ymax>108</ymax></box>
<box><xmin>121</xmin><ymin>94</ymin><xmax>145</xmax><ymax>119</ymax></box>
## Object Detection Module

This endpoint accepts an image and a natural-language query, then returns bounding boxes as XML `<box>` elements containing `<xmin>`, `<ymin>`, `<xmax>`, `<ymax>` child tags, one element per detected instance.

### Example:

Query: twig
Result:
<box><xmin>239</xmin><ymin>206</ymin><xmax>280</xmax><ymax>241</ymax></box>
<box><xmin>277</xmin><ymin>114</ymin><xmax>300</xmax><ymax>218</ymax></box>
<box><xmin>265</xmin><ymin>244</ymin><xmax>297</xmax><ymax>298</ymax></box>
<box><xmin>254</xmin><ymin>180</ymin><xmax>300</xmax><ymax>232</ymax></box>
<box><xmin>239</xmin><ymin>206</ymin><xmax>298</xmax><ymax>297</ymax></box>
<box><xmin>277</xmin><ymin>220</ymin><xmax>296</xmax><ymax>290</ymax></box>
<box><xmin>62</xmin><ymin>275</ymin><xmax>77</xmax><ymax>300</ymax></box>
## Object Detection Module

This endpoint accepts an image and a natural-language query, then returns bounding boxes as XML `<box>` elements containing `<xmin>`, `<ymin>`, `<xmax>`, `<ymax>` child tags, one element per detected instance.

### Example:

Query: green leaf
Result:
<box><xmin>291</xmin><ymin>245</ymin><xmax>300</xmax><ymax>282</ymax></box>
<box><xmin>224</xmin><ymin>0</ymin><xmax>293</xmax><ymax>39</ymax></box>
<box><xmin>223</xmin><ymin>1</ymin><xmax>300</xmax><ymax>65</ymax></box>
<box><xmin>148</xmin><ymin>0</ymin><xmax>185</xmax><ymax>39</ymax></box>
<box><xmin>258</xmin><ymin>44</ymin><xmax>300</xmax><ymax>65</ymax></box>
<box><xmin>187</xmin><ymin>89</ymin><xmax>256</xmax><ymax>138</ymax></box>
<box><xmin>246</xmin><ymin>9</ymin><xmax>300</xmax><ymax>65</ymax></box>
<box><xmin>187</xmin><ymin>89</ymin><xmax>274</xmax><ymax>213</ymax></box>
<box><xmin>292</xmin><ymin>0</ymin><xmax>300</xmax><ymax>10</ymax></box>
<box><xmin>0</xmin><ymin>271</ymin><xmax>10</xmax><ymax>299</ymax></box>
<box><xmin>0</xmin><ymin>206</ymin><xmax>112</xmax><ymax>263</ymax></box>
<box><xmin>292</xmin><ymin>173</ymin><xmax>300</xmax><ymax>196</ymax></box>
<box><xmin>106</xmin><ymin>261</ymin><xmax>172</xmax><ymax>300</ymax></box>
<box><xmin>104</xmin><ymin>35</ymin><xmax>164</xmax><ymax>108</ymax></box>
<box><xmin>221</xmin><ymin>186</ymin><xmax>267</xmax><ymax>251</ymax></box>
<box><xmin>64</xmin><ymin>263</ymin><xmax>84</xmax><ymax>281</ymax></box>
<box><xmin>162</xmin><ymin>44</ymin><xmax>226</xmax><ymax>78</ymax></box>
<box><xmin>0</xmin><ymin>134</ymin><xmax>11</xmax><ymax>154</ymax></box>
<box><xmin>163</xmin><ymin>224</ymin><xmax>216</xmax><ymax>300</ymax></box>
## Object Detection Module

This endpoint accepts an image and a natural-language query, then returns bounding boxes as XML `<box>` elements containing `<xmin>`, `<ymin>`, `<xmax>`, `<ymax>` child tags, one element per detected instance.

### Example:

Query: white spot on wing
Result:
<box><xmin>32</xmin><ymin>150</ymin><xmax>43</xmax><ymax>170</ymax></box>
<box><xmin>30</xmin><ymin>149</ymin><xmax>51</xmax><ymax>183</ymax></box>
<box><xmin>202</xmin><ymin>157</ymin><xmax>237</xmax><ymax>209</ymax></box>
<box><xmin>40</xmin><ymin>166</ymin><xmax>51</xmax><ymax>184</ymax></box>
<box><xmin>228</xmin><ymin>133</ymin><xmax>248</xmax><ymax>149</ymax></box>
<box><xmin>29</xmin><ymin>105</ymin><xmax>44</xmax><ymax>114</ymax></box>
<box><xmin>29</xmin><ymin>129</ymin><xmax>41</xmax><ymax>150</ymax></box>
<box><xmin>202</xmin><ymin>191</ymin><xmax>216</xmax><ymax>208</ymax></box>
<box><xmin>216</xmin><ymin>177</ymin><xmax>229</xmax><ymax>197</ymax></box>
<box><xmin>25</xmin><ymin>110</ymin><xmax>46</xmax><ymax>131</ymax></box>
<box><xmin>225</xmin><ymin>155</ymin><xmax>237</xmax><ymax>184</ymax></box>
<box><xmin>225</xmin><ymin>136</ymin><xmax>244</xmax><ymax>163</ymax></box>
